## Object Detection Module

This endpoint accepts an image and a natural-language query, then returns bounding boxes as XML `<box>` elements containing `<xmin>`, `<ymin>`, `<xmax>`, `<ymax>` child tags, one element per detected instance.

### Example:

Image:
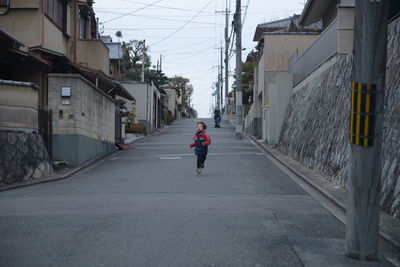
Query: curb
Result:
<box><xmin>0</xmin><ymin>149</ymin><xmax>120</xmax><ymax>192</ymax></box>
<box><xmin>246</xmin><ymin>134</ymin><xmax>400</xmax><ymax>251</ymax></box>
<box><xmin>0</xmin><ymin>122</ymin><xmax>175</xmax><ymax>192</ymax></box>
<box><xmin>0</xmin><ymin>125</ymin><xmax>171</xmax><ymax>192</ymax></box>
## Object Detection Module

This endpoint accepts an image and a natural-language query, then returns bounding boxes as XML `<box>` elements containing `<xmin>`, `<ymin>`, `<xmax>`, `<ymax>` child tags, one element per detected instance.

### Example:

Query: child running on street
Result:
<box><xmin>189</xmin><ymin>121</ymin><xmax>211</xmax><ymax>174</ymax></box>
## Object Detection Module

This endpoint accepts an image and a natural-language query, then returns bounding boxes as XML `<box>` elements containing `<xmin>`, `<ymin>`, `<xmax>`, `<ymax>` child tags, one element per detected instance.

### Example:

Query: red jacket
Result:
<box><xmin>189</xmin><ymin>130</ymin><xmax>211</xmax><ymax>155</ymax></box>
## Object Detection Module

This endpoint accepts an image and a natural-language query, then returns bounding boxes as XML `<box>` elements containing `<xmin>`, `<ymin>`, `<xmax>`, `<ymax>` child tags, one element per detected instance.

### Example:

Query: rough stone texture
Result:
<box><xmin>381</xmin><ymin>17</ymin><xmax>400</xmax><ymax>218</ymax></box>
<box><xmin>278</xmin><ymin>18</ymin><xmax>400</xmax><ymax>218</ymax></box>
<box><xmin>0</xmin><ymin>131</ymin><xmax>52</xmax><ymax>185</ymax></box>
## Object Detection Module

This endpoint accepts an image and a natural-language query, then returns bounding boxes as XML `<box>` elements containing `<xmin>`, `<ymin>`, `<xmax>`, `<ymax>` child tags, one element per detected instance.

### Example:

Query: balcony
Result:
<box><xmin>76</xmin><ymin>39</ymin><xmax>110</xmax><ymax>75</ymax></box>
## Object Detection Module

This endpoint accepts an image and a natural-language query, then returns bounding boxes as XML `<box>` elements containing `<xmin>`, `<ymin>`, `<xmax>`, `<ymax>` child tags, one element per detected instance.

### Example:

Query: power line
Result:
<box><xmin>242</xmin><ymin>0</ymin><xmax>251</xmax><ymax>25</ymax></box>
<box><xmin>151</xmin><ymin>39</ymin><xmax>219</xmax><ymax>53</ymax></box>
<box><xmin>179</xmin><ymin>68</ymin><xmax>216</xmax><ymax>76</ymax></box>
<box><xmin>102</xmin><ymin>0</ymin><xmax>162</xmax><ymax>23</ymax></box>
<box><xmin>163</xmin><ymin>43</ymin><xmax>220</xmax><ymax>63</ymax></box>
<box><xmin>149</xmin><ymin>0</ymin><xmax>214</xmax><ymax>47</ymax></box>
<box><xmin>104</xmin><ymin>26</ymin><xmax>222</xmax><ymax>31</ymax></box>
<box><xmin>102</xmin><ymin>31</ymin><xmax>216</xmax><ymax>40</ymax></box>
<box><xmin>97</xmin><ymin>10</ymin><xmax>223</xmax><ymax>25</ymax></box>
<box><xmin>159</xmin><ymin>41</ymin><xmax>222</xmax><ymax>56</ymax></box>
<box><xmin>121</xmin><ymin>0</ymin><xmax>215</xmax><ymax>14</ymax></box>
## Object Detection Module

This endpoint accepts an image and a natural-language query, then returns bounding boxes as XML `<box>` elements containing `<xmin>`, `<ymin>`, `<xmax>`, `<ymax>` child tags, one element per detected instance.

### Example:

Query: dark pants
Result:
<box><xmin>197</xmin><ymin>155</ymin><xmax>206</xmax><ymax>168</ymax></box>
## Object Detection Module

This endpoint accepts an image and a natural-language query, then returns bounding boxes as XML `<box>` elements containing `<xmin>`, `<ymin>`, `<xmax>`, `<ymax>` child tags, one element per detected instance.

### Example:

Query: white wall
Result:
<box><xmin>266</xmin><ymin>72</ymin><xmax>293</xmax><ymax>143</ymax></box>
<box><xmin>121</xmin><ymin>82</ymin><xmax>161</xmax><ymax>133</ymax></box>
<box><xmin>121</xmin><ymin>82</ymin><xmax>149</xmax><ymax>122</ymax></box>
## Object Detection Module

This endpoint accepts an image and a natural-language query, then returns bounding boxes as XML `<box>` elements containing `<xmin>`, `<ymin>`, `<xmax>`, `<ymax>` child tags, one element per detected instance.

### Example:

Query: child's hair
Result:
<box><xmin>197</xmin><ymin>121</ymin><xmax>207</xmax><ymax>130</ymax></box>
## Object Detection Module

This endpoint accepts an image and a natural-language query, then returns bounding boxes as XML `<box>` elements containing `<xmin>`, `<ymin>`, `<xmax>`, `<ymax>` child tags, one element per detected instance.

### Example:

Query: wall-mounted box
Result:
<box><xmin>61</xmin><ymin>87</ymin><xmax>71</xmax><ymax>97</ymax></box>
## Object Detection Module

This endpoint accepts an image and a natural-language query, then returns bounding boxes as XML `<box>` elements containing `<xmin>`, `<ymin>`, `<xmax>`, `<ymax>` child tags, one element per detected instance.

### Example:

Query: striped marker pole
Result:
<box><xmin>346</xmin><ymin>0</ymin><xmax>390</xmax><ymax>260</ymax></box>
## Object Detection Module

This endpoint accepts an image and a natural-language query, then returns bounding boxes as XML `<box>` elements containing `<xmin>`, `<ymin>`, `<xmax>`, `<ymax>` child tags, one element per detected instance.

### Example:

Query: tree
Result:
<box><xmin>231</xmin><ymin>61</ymin><xmax>254</xmax><ymax>105</ymax></box>
<box><xmin>184</xmin><ymin>84</ymin><xmax>194</xmax><ymax>107</ymax></box>
<box><xmin>115</xmin><ymin>31</ymin><xmax>122</xmax><ymax>41</ymax></box>
<box><xmin>242</xmin><ymin>61</ymin><xmax>255</xmax><ymax>105</ymax></box>
<box><xmin>146</xmin><ymin>69</ymin><xmax>168</xmax><ymax>87</ymax></box>
<box><xmin>168</xmin><ymin>76</ymin><xmax>190</xmax><ymax>105</ymax></box>
<box><xmin>121</xmin><ymin>40</ymin><xmax>151</xmax><ymax>81</ymax></box>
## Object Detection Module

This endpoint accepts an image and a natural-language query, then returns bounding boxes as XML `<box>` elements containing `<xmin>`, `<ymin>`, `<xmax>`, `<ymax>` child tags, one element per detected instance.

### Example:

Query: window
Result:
<box><xmin>0</xmin><ymin>0</ymin><xmax>9</xmax><ymax>8</ymax></box>
<box><xmin>79</xmin><ymin>14</ymin><xmax>88</xmax><ymax>39</ymax></box>
<box><xmin>45</xmin><ymin>0</ymin><xmax>67</xmax><ymax>33</ymax></box>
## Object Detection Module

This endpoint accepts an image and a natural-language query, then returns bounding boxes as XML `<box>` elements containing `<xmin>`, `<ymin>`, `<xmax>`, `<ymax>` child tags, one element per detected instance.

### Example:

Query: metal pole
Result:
<box><xmin>234</xmin><ymin>0</ymin><xmax>242</xmax><ymax>138</ymax></box>
<box><xmin>346</xmin><ymin>0</ymin><xmax>389</xmax><ymax>260</ymax></box>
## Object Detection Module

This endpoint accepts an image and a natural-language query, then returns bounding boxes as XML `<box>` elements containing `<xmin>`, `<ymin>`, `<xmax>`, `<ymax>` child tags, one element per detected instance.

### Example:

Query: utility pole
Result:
<box><xmin>224</xmin><ymin>2</ymin><xmax>229</xmax><ymax>116</ymax></box>
<box><xmin>346</xmin><ymin>0</ymin><xmax>389</xmax><ymax>260</ymax></box>
<box><xmin>234</xmin><ymin>0</ymin><xmax>242</xmax><ymax>138</ymax></box>
<box><xmin>216</xmin><ymin>81</ymin><xmax>220</xmax><ymax>110</ymax></box>
<box><xmin>216</xmin><ymin>2</ymin><xmax>230</xmax><ymax>116</ymax></box>
<box><xmin>141</xmin><ymin>39</ymin><xmax>146</xmax><ymax>82</ymax></box>
<box><xmin>220</xmin><ymin>46</ymin><xmax>224</xmax><ymax>110</ymax></box>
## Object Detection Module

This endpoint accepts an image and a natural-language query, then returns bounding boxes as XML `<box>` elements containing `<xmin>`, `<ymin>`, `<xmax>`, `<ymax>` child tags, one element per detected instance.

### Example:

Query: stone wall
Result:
<box><xmin>278</xmin><ymin>17</ymin><xmax>400</xmax><ymax>218</ymax></box>
<box><xmin>0</xmin><ymin>131</ymin><xmax>52</xmax><ymax>185</ymax></box>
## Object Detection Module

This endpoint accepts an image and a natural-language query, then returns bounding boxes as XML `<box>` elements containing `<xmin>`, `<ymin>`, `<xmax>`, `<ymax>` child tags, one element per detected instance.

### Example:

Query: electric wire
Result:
<box><xmin>104</xmin><ymin>26</ymin><xmax>222</xmax><ymax>31</ymax></box>
<box><xmin>242</xmin><ymin>0</ymin><xmax>251</xmax><ymax>25</ymax></box>
<box><xmin>97</xmin><ymin>10</ymin><xmax>223</xmax><ymax>25</ymax></box>
<box><xmin>102</xmin><ymin>0</ymin><xmax>162</xmax><ymax>23</ymax></box>
<box><xmin>122</xmin><ymin>0</ymin><xmax>215</xmax><ymax>14</ymax></box>
<box><xmin>149</xmin><ymin>0</ymin><xmax>215</xmax><ymax>47</ymax></box>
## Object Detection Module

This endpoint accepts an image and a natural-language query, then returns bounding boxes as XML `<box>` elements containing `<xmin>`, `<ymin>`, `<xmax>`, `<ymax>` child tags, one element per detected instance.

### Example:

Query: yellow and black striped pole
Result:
<box><xmin>349</xmin><ymin>81</ymin><xmax>376</xmax><ymax>147</ymax></box>
<box><xmin>346</xmin><ymin>0</ymin><xmax>389</xmax><ymax>261</ymax></box>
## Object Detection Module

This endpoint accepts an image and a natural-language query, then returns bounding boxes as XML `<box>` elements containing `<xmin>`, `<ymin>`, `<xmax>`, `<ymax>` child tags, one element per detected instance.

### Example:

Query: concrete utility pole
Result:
<box><xmin>234</xmin><ymin>0</ymin><xmax>242</xmax><ymax>138</ymax></box>
<box><xmin>141</xmin><ymin>39</ymin><xmax>146</xmax><ymax>82</ymax></box>
<box><xmin>220</xmin><ymin>46</ymin><xmax>224</xmax><ymax>110</ymax></box>
<box><xmin>216</xmin><ymin>81</ymin><xmax>220</xmax><ymax>109</ymax></box>
<box><xmin>216</xmin><ymin>3</ymin><xmax>230</xmax><ymax>115</ymax></box>
<box><xmin>346</xmin><ymin>0</ymin><xmax>390</xmax><ymax>260</ymax></box>
<box><xmin>224</xmin><ymin>3</ymin><xmax>229</xmax><ymax>116</ymax></box>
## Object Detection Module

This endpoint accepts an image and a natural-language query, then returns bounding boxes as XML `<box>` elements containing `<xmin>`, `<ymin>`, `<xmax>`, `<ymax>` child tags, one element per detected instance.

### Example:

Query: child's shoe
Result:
<box><xmin>197</xmin><ymin>168</ymin><xmax>201</xmax><ymax>174</ymax></box>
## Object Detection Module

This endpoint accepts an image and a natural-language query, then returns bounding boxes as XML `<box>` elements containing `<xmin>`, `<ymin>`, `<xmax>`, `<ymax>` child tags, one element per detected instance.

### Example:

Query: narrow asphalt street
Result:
<box><xmin>0</xmin><ymin>119</ymin><xmax>394</xmax><ymax>267</ymax></box>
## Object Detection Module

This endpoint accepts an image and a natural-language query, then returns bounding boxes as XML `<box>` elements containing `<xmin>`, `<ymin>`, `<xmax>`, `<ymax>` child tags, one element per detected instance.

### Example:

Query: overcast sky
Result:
<box><xmin>93</xmin><ymin>0</ymin><xmax>305</xmax><ymax>117</ymax></box>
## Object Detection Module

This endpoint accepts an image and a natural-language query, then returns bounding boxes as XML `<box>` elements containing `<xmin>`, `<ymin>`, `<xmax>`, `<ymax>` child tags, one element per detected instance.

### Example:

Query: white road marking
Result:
<box><xmin>159</xmin><ymin>156</ymin><xmax>182</xmax><ymax>160</ymax></box>
<box><xmin>111</xmin><ymin>152</ymin><xmax>263</xmax><ymax>160</ymax></box>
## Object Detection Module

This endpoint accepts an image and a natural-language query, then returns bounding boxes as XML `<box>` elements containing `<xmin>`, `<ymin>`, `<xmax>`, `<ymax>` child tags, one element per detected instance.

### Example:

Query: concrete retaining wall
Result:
<box><xmin>278</xmin><ymin>17</ymin><xmax>400</xmax><ymax>218</ymax></box>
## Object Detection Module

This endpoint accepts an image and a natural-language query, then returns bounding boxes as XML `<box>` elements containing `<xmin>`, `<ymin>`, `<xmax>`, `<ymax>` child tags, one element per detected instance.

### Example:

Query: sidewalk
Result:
<box><xmin>252</xmin><ymin>138</ymin><xmax>400</xmax><ymax>250</ymax></box>
<box><xmin>228</xmin><ymin>115</ymin><xmax>399</xmax><ymax>265</ymax></box>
